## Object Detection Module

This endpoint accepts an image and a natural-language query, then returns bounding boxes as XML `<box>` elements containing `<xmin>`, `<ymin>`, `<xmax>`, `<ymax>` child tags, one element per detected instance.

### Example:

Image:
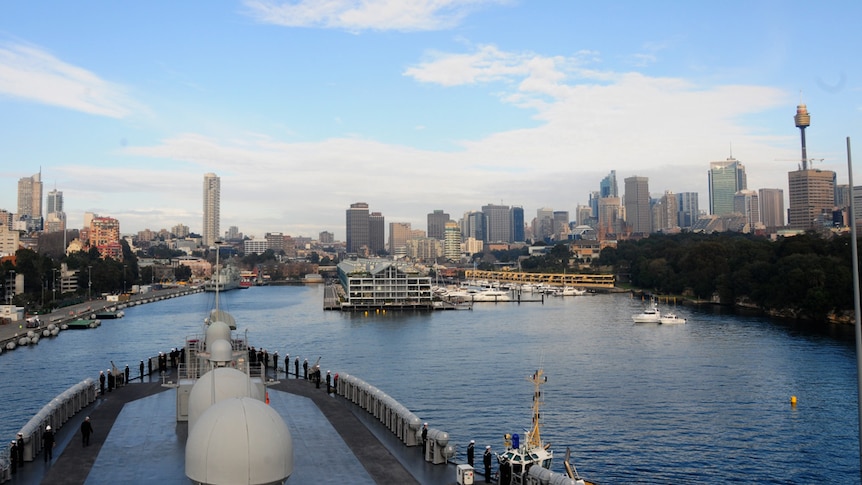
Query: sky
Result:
<box><xmin>0</xmin><ymin>1</ymin><xmax>860</xmax><ymax>241</ymax></box>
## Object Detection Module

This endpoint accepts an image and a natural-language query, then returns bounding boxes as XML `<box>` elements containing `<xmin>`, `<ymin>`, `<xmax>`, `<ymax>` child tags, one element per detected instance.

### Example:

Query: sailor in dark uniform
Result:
<box><xmin>99</xmin><ymin>370</ymin><xmax>106</xmax><ymax>395</ymax></box>
<box><xmin>16</xmin><ymin>433</ymin><xmax>24</xmax><ymax>467</ymax></box>
<box><xmin>467</xmin><ymin>440</ymin><xmax>475</xmax><ymax>467</ymax></box>
<box><xmin>10</xmin><ymin>440</ymin><xmax>17</xmax><ymax>473</ymax></box>
<box><xmin>42</xmin><ymin>425</ymin><xmax>55</xmax><ymax>462</ymax></box>
<box><xmin>303</xmin><ymin>359</ymin><xmax>308</xmax><ymax>380</ymax></box>
<box><xmin>294</xmin><ymin>357</ymin><xmax>299</xmax><ymax>379</ymax></box>
<box><xmin>483</xmin><ymin>445</ymin><xmax>492</xmax><ymax>482</ymax></box>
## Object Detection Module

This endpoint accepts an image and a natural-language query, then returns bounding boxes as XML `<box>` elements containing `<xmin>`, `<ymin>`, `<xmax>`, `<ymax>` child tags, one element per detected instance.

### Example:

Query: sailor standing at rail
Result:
<box><xmin>303</xmin><ymin>359</ymin><xmax>308</xmax><ymax>380</ymax></box>
<box><xmin>285</xmin><ymin>354</ymin><xmax>290</xmax><ymax>377</ymax></box>
<box><xmin>294</xmin><ymin>357</ymin><xmax>299</xmax><ymax>379</ymax></box>
<box><xmin>483</xmin><ymin>445</ymin><xmax>492</xmax><ymax>483</ymax></box>
<box><xmin>467</xmin><ymin>440</ymin><xmax>475</xmax><ymax>467</ymax></box>
<box><xmin>99</xmin><ymin>370</ymin><xmax>106</xmax><ymax>395</ymax></box>
<box><xmin>326</xmin><ymin>370</ymin><xmax>331</xmax><ymax>394</ymax></box>
<box><xmin>10</xmin><ymin>440</ymin><xmax>17</xmax><ymax>474</ymax></box>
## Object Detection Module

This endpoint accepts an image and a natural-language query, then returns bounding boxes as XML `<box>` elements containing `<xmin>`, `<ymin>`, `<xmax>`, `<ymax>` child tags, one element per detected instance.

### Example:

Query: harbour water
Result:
<box><xmin>0</xmin><ymin>285</ymin><xmax>859</xmax><ymax>483</ymax></box>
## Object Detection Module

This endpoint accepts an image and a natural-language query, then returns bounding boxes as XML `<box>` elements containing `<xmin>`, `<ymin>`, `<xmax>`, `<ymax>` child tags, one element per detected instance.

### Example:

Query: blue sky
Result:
<box><xmin>0</xmin><ymin>1</ymin><xmax>859</xmax><ymax>240</ymax></box>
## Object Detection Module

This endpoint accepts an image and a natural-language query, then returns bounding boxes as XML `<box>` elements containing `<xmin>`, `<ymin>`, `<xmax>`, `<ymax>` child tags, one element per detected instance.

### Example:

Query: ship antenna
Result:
<box><xmin>527</xmin><ymin>368</ymin><xmax>548</xmax><ymax>449</ymax></box>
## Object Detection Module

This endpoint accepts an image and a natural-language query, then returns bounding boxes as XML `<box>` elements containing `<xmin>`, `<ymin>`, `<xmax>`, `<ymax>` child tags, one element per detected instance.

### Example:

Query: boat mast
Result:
<box><xmin>527</xmin><ymin>369</ymin><xmax>548</xmax><ymax>449</ymax></box>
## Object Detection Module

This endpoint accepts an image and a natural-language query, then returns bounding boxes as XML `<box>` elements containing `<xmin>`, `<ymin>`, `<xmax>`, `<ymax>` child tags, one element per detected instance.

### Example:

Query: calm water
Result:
<box><xmin>0</xmin><ymin>285</ymin><xmax>859</xmax><ymax>484</ymax></box>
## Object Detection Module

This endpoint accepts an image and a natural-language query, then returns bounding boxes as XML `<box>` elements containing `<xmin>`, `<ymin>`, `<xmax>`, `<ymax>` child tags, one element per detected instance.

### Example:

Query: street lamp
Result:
<box><xmin>123</xmin><ymin>264</ymin><xmax>127</xmax><ymax>294</ymax></box>
<box><xmin>52</xmin><ymin>268</ymin><xmax>58</xmax><ymax>302</ymax></box>
<box><xmin>88</xmin><ymin>265</ymin><xmax>92</xmax><ymax>300</ymax></box>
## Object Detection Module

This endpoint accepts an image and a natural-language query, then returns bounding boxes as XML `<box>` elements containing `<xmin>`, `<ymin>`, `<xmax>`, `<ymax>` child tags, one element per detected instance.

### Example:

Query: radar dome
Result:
<box><xmin>206</xmin><ymin>321</ymin><xmax>231</xmax><ymax>348</ymax></box>
<box><xmin>186</xmin><ymin>397</ymin><xmax>293</xmax><ymax>485</ymax></box>
<box><xmin>208</xmin><ymin>338</ymin><xmax>233</xmax><ymax>363</ymax></box>
<box><xmin>188</xmin><ymin>367</ymin><xmax>263</xmax><ymax>430</ymax></box>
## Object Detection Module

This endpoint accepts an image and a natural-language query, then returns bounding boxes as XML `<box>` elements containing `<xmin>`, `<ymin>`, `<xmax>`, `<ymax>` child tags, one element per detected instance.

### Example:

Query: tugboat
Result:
<box><xmin>496</xmin><ymin>369</ymin><xmax>593</xmax><ymax>485</ymax></box>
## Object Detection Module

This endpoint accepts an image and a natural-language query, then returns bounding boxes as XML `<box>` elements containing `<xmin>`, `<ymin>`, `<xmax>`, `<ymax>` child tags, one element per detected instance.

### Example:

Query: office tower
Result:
<box><xmin>589</xmin><ymin>191</ymin><xmax>600</xmax><ymax>219</ymax></box>
<box><xmin>652</xmin><ymin>191</ymin><xmax>678</xmax><ymax>232</ymax></box>
<box><xmin>788</xmin><ymin>170</ymin><xmax>835</xmax><ymax>229</ymax></box>
<box><xmin>443</xmin><ymin>221</ymin><xmax>461</xmax><ymax>260</ymax></box>
<box><xmin>319</xmin><ymin>231</ymin><xmax>334</xmax><ymax>244</ymax></box>
<box><xmin>553</xmin><ymin>211</ymin><xmax>569</xmax><ymax>240</ymax></box>
<box><xmin>676</xmin><ymin>192</ymin><xmax>699</xmax><ymax>229</ymax></box>
<box><xmin>482</xmin><ymin>204</ymin><xmax>511</xmax><ymax>243</ymax></box>
<box><xmin>90</xmin><ymin>216</ymin><xmax>121</xmax><ymax>259</ymax></box>
<box><xmin>733</xmin><ymin>190</ymin><xmax>760</xmax><ymax>229</ymax></box>
<box><xmin>758</xmin><ymin>189</ymin><xmax>785</xmax><ymax>229</ymax></box>
<box><xmin>624</xmin><ymin>176</ymin><xmax>651</xmax><ymax>234</ymax></box>
<box><xmin>708</xmin><ymin>158</ymin><xmax>747</xmax><ymax>216</ymax></box>
<box><xmin>0</xmin><ymin>210</ymin><xmax>12</xmax><ymax>227</ymax></box>
<box><xmin>346</xmin><ymin>202</ymin><xmax>369</xmax><ymax>253</ymax></box>
<box><xmin>46</xmin><ymin>189</ymin><xmax>63</xmax><ymax>214</ymax></box>
<box><xmin>172</xmin><ymin>223</ymin><xmax>190</xmax><ymax>238</ymax></box>
<box><xmin>369</xmin><ymin>212</ymin><xmax>385</xmax><ymax>254</ymax></box>
<box><xmin>202</xmin><ymin>173</ymin><xmax>220</xmax><ymax>247</ymax></box>
<box><xmin>576</xmin><ymin>205</ymin><xmax>593</xmax><ymax>227</ymax></box>
<box><xmin>225</xmin><ymin>226</ymin><xmax>241</xmax><ymax>241</ymax></box>
<box><xmin>461</xmin><ymin>211</ymin><xmax>485</xmax><ymax>242</ymax></box>
<box><xmin>835</xmin><ymin>184</ymin><xmax>851</xmax><ymax>210</ymax></box>
<box><xmin>388</xmin><ymin>222</ymin><xmax>411</xmax><ymax>257</ymax></box>
<box><xmin>787</xmin><ymin>105</ymin><xmax>835</xmax><ymax>230</ymax></box>
<box><xmin>534</xmin><ymin>208</ymin><xmax>554</xmax><ymax>242</ymax></box>
<box><xmin>265</xmin><ymin>232</ymin><xmax>284</xmax><ymax>252</ymax></box>
<box><xmin>510</xmin><ymin>206</ymin><xmax>525</xmax><ymax>242</ymax></box>
<box><xmin>597</xmin><ymin>197</ymin><xmax>622</xmax><ymax>235</ymax></box>
<box><xmin>44</xmin><ymin>189</ymin><xmax>66</xmax><ymax>233</ymax></box>
<box><xmin>427</xmin><ymin>210</ymin><xmax>450</xmax><ymax>240</ymax></box>
<box><xmin>17</xmin><ymin>171</ymin><xmax>43</xmax><ymax>230</ymax></box>
<box><xmin>600</xmin><ymin>170</ymin><xmax>618</xmax><ymax>198</ymax></box>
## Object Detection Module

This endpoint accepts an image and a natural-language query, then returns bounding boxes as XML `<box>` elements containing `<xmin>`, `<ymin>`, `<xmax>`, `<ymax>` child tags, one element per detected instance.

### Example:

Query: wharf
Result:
<box><xmin>7</xmin><ymin>369</ymin><xmax>463</xmax><ymax>485</ymax></box>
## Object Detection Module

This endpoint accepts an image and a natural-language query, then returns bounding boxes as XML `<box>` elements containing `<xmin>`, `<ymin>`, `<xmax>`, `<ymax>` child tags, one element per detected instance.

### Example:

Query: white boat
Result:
<box><xmin>553</xmin><ymin>287</ymin><xmax>587</xmax><ymax>296</ymax></box>
<box><xmin>660</xmin><ymin>312</ymin><xmax>686</xmax><ymax>324</ymax></box>
<box><xmin>469</xmin><ymin>289</ymin><xmax>511</xmax><ymax>302</ymax></box>
<box><xmin>496</xmin><ymin>369</ymin><xmax>592</xmax><ymax>485</ymax></box>
<box><xmin>632</xmin><ymin>297</ymin><xmax>661</xmax><ymax>323</ymax></box>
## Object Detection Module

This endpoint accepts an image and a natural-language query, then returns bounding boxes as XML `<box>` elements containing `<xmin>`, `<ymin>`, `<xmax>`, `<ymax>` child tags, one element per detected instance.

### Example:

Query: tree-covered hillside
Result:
<box><xmin>599</xmin><ymin>232</ymin><xmax>855</xmax><ymax>322</ymax></box>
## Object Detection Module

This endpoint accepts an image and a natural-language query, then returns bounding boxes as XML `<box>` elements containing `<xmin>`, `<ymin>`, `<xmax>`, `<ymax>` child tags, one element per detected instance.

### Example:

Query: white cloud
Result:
<box><xmin>0</xmin><ymin>43</ymin><xmax>139</xmax><ymax>118</ymax></box>
<box><xmin>242</xmin><ymin>0</ymin><xmax>503</xmax><ymax>32</ymax></box>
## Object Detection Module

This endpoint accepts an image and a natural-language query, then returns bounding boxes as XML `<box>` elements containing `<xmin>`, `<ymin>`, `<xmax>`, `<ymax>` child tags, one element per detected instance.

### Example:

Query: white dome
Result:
<box><xmin>188</xmin><ymin>367</ymin><xmax>263</xmax><ymax>430</ymax></box>
<box><xmin>209</xmin><ymin>339</ymin><xmax>233</xmax><ymax>363</ymax></box>
<box><xmin>186</xmin><ymin>397</ymin><xmax>293</xmax><ymax>485</ymax></box>
<box><xmin>206</xmin><ymin>321</ymin><xmax>232</xmax><ymax>347</ymax></box>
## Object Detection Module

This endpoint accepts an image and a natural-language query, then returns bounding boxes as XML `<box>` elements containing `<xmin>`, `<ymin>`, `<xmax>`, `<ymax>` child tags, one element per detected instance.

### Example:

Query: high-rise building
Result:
<box><xmin>427</xmin><ymin>210</ymin><xmax>450</xmax><ymax>240</ymax></box>
<box><xmin>758</xmin><ymin>189</ymin><xmax>785</xmax><ymax>229</ymax></box>
<box><xmin>482</xmin><ymin>204</ymin><xmax>511</xmax><ymax>243</ymax></box>
<box><xmin>369</xmin><ymin>212</ymin><xmax>385</xmax><ymax>254</ymax></box>
<box><xmin>600</xmin><ymin>170</ymin><xmax>618</xmax><ymax>198</ymax></box>
<box><xmin>90</xmin><ymin>216</ymin><xmax>121</xmax><ymax>259</ymax></box>
<box><xmin>788</xmin><ymin>169</ymin><xmax>835</xmax><ymax>229</ymax></box>
<box><xmin>346</xmin><ymin>202</ymin><xmax>370</xmax><ymax>253</ymax></box>
<box><xmin>17</xmin><ymin>171</ymin><xmax>43</xmax><ymax>231</ymax></box>
<box><xmin>708</xmin><ymin>158</ymin><xmax>746</xmax><ymax>216</ymax></box>
<box><xmin>265</xmin><ymin>232</ymin><xmax>284</xmax><ymax>253</ymax></box>
<box><xmin>46</xmin><ymin>189</ymin><xmax>63</xmax><ymax>214</ymax></box>
<box><xmin>652</xmin><ymin>191</ymin><xmax>678</xmax><ymax>232</ymax></box>
<box><xmin>510</xmin><ymin>206</ymin><xmax>525</xmax><ymax>242</ymax></box>
<box><xmin>534</xmin><ymin>208</ymin><xmax>554</xmax><ymax>242</ymax></box>
<box><xmin>319</xmin><ymin>231</ymin><xmax>334</xmax><ymax>244</ymax></box>
<box><xmin>624</xmin><ymin>176</ymin><xmax>651</xmax><ymax>234</ymax></box>
<box><xmin>443</xmin><ymin>221</ymin><xmax>461</xmax><ymax>261</ymax></box>
<box><xmin>461</xmin><ymin>211</ymin><xmax>485</xmax><ymax>242</ymax></box>
<box><xmin>676</xmin><ymin>192</ymin><xmax>699</xmax><ymax>229</ymax></box>
<box><xmin>44</xmin><ymin>188</ymin><xmax>66</xmax><ymax>233</ymax></box>
<box><xmin>172</xmin><ymin>223</ymin><xmax>190</xmax><ymax>238</ymax></box>
<box><xmin>733</xmin><ymin>190</ymin><xmax>761</xmax><ymax>229</ymax></box>
<box><xmin>597</xmin><ymin>197</ymin><xmax>623</xmax><ymax>236</ymax></box>
<box><xmin>388</xmin><ymin>222</ymin><xmax>411</xmax><ymax>257</ymax></box>
<box><xmin>553</xmin><ymin>211</ymin><xmax>569</xmax><ymax>240</ymax></box>
<box><xmin>202</xmin><ymin>173</ymin><xmax>220</xmax><ymax>247</ymax></box>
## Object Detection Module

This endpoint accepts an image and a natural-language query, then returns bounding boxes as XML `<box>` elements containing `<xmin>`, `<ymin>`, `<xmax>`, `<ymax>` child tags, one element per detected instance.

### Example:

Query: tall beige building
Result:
<box><xmin>388</xmin><ymin>222</ymin><xmax>412</xmax><ymax>256</ymax></box>
<box><xmin>202</xmin><ymin>173</ymin><xmax>220</xmax><ymax>247</ymax></box>
<box><xmin>624</xmin><ymin>176</ymin><xmax>651</xmax><ymax>234</ymax></box>
<box><xmin>443</xmin><ymin>221</ymin><xmax>461</xmax><ymax>261</ymax></box>
<box><xmin>758</xmin><ymin>188</ymin><xmax>784</xmax><ymax>229</ymax></box>
<box><xmin>788</xmin><ymin>169</ymin><xmax>834</xmax><ymax>230</ymax></box>
<box><xmin>17</xmin><ymin>171</ymin><xmax>43</xmax><ymax>229</ymax></box>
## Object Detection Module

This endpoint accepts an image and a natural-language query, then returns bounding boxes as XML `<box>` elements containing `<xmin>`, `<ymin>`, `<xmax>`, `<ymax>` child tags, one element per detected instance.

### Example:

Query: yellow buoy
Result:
<box><xmin>790</xmin><ymin>395</ymin><xmax>797</xmax><ymax>406</ymax></box>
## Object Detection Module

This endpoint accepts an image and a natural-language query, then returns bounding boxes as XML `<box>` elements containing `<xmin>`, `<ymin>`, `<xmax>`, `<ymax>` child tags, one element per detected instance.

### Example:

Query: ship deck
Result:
<box><xmin>8</xmin><ymin>370</ymin><xmax>463</xmax><ymax>485</ymax></box>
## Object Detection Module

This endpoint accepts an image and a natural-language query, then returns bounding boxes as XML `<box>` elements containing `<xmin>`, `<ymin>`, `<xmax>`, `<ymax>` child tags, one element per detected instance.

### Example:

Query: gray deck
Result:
<box><xmin>7</xmin><ymin>371</ymin><xmax>463</xmax><ymax>485</ymax></box>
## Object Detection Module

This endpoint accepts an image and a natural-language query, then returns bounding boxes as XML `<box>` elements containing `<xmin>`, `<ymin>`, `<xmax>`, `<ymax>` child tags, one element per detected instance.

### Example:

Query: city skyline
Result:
<box><xmin>0</xmin><ymin>2</ymin><xmax>859</xmax><ymax>239</ymax></box>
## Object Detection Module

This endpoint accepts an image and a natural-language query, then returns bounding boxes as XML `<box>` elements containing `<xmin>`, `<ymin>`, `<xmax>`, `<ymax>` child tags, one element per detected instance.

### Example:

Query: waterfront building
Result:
<box><xmin>202</xmin><ymin>173</ymin><xmax>220</xmax><ymax>247</ymax></box>
<box><xmin>511</xmin><ymin>206</ymin><xmax>525</xmax><ymax>243</ymax></box>
<box><xmin>676</xmin><ymin>192</ymin><xmax>699</xmax><ymax>229</ymax></box>
<box><xmin>482</xmin><ymin>204</ymin><xmax>511</xmax><ymax>243</ymax></box>
<box><xmin>346</xmin><ymin>202</ymin><xmax>369</xmax><ymax>254</ymax></box>
<box><xmin>708</xmin><ymin>158</ymin><xmax>747</xmax><ymax>216</ymax></box>
<box><xmin>388</xmin><ymin>222</ymin><xmax>411</xmax><ymax>257</ymax></box>
<box><xmin>17</xmin><ymin>171</ymin><xmax>43</xmax><ymax>231</ymax></box>
<box><xmin>443</xmin><ymin>221</ymin><xmax>461</xmax><ymax>261</ymax></box>
<box><xmin>336</xmin><ymin>259</ymin><xmax>432</xmax><ymax>309</ymax></box>
<box><xmin>426</xmin><ymin>210</ymin><xmax>450</xmax><ymax>240</ymax></box>
<box><xmin>733</xmin><ymin>190</ymin><xmax>761</xmax><ymax>231</ymax></box>
<box><xmin>788</xmin><ymin>169</ymin><xmax>836</xmax><ymax>229</ymax></box>
<box><xmin>624</xmin><ymin>176</ymin><xmax>651</xmax><ymax>234</ymax></box>
<box><xmin>369</xmin><ymin>212</ymin><xmax>385</xmax><ymax>255</ymax></box>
